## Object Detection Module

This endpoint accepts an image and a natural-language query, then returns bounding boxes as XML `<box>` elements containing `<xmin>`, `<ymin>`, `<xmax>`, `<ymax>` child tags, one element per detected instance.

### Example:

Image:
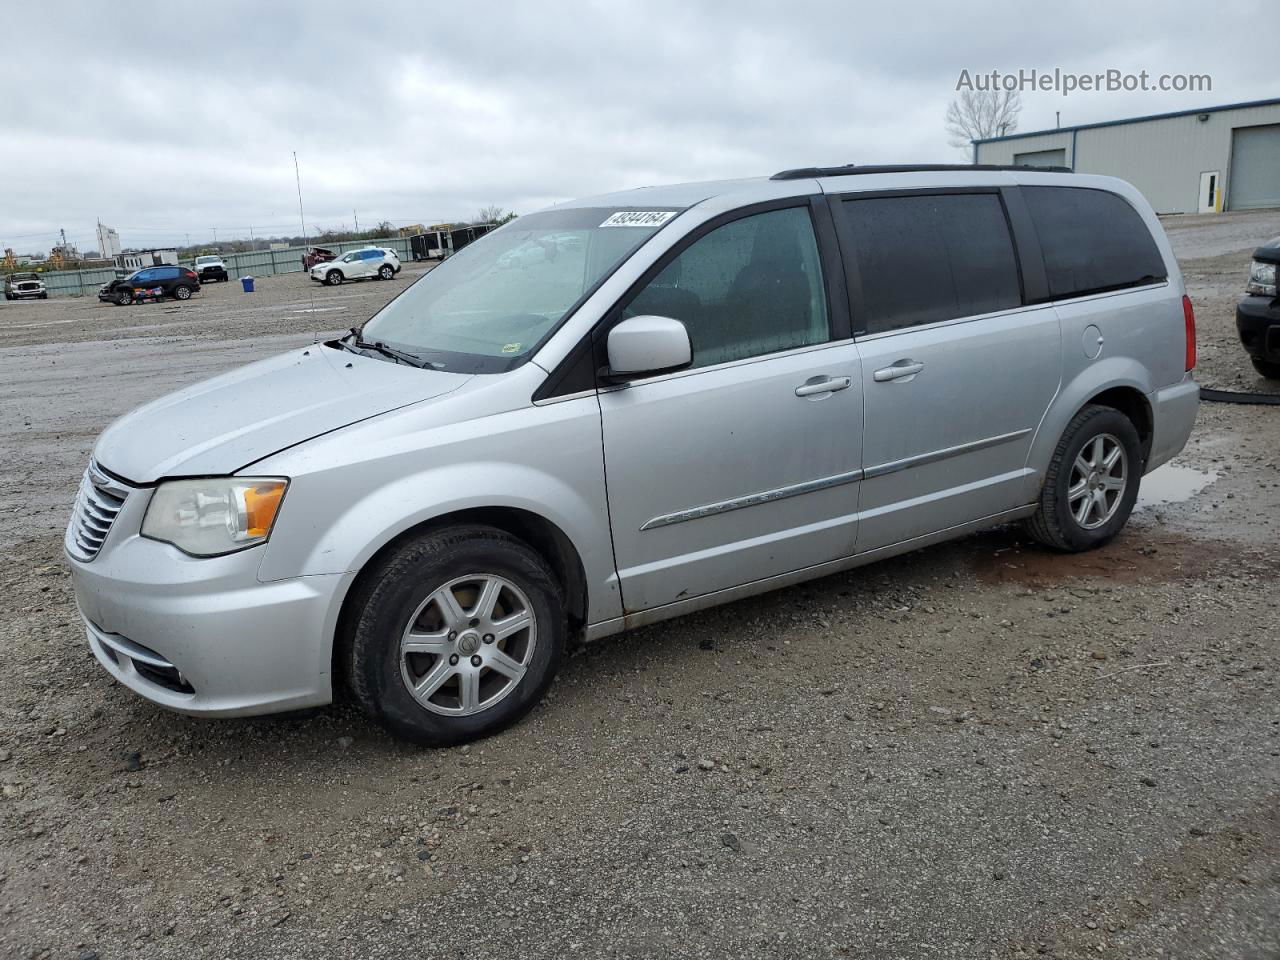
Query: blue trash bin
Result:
<box><xmin>240</xmin><ymin>276</ymin><xmax>255</xmax><ymax>293</ymax></box>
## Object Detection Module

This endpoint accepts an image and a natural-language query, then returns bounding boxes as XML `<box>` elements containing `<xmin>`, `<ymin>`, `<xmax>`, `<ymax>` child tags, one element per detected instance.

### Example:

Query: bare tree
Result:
<box><xmin>945</xmin><ymin>89</ymin><xmax>1022</xmax><ymax>153</ymax></box>
<box><xmin>475</xmin><ymin>204</ymin><xmax>506</xmax><ymax>224</ymax></box>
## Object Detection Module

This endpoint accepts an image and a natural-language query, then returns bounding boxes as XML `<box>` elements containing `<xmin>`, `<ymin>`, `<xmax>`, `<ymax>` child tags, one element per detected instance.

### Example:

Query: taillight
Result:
<box><xmin>1182</xmin><ymin>294</ymin><xmax>1197</xmax><ymax>371</ymax></box>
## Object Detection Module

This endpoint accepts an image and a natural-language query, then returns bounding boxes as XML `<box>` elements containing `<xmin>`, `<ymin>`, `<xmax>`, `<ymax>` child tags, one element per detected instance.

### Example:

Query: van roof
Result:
<box><xmin>558</xmin><ymin>164</ymin><xmax>1081</xmax><ymax>212</ymax></box>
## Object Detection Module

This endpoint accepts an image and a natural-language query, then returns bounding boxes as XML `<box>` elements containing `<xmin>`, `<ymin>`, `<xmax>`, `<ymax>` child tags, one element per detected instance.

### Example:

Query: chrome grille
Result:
<box><xmin>67</xmin><ymin>464</ymin><xmax>132</xmax><ymax>562</ymax></box>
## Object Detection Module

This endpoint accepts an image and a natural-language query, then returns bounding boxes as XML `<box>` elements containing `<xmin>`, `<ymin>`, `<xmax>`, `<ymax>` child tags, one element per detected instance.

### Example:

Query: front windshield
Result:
<box><xmin>359</xmin><ymin>206</ymin><xmax>682</xmax><ymax>372</ymax></box>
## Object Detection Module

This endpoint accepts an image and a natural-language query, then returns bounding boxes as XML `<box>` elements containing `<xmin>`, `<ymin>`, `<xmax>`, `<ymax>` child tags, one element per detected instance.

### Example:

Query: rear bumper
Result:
<box><xmin>1236</xmin><ymin>295</ymin><xmax>1280</xmax><ymax>361</ymax></box>
<box><xmin>1147</xmin><ymin>375</ymin><xmax>1200</xmax><ymax>473</ymax></box>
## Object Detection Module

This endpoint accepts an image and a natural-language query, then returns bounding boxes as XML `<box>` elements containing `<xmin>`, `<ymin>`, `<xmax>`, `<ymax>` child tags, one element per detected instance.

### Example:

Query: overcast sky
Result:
<box><xmin>2</xmin><ymin>0</ymin><xmax>1274</xmax><ymax>253</ymax></box>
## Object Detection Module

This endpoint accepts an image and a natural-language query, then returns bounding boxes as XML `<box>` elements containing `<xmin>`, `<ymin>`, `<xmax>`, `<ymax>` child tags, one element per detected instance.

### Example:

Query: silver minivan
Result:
<box><xmin>66</xmin><ymin>165</ymin><xmax>1200</xmax><ymax>744</ymax></box>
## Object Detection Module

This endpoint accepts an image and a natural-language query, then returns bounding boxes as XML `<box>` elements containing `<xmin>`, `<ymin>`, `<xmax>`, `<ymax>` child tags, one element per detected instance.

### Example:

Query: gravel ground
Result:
<box><xmin>1</xmin><ymin>217</ymin><xmax>1278</xmax><ymax>960</ymax></box>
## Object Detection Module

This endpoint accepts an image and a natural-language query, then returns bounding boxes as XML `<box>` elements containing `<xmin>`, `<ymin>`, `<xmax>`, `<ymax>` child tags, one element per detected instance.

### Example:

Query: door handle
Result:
<box><xmin>873</xmin><ymin>360</ymin><xmax>925</xmax><ymax>382</ymax></box>
<box><xmin>795</xmin><ymin>376</ymin><xmax>852</xmax><ymax>397</ymax></box>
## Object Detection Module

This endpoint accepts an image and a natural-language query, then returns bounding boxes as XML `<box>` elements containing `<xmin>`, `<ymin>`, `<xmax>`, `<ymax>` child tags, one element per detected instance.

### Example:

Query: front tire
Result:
<box><xmin>344</xmin><ymin>525</ymin><xmax>565</xmax><ymax>746</ymax></box>
<box><xmin>114</xmin><ymin>290</ymin><xmax>134</xmax><ymax>306</ymax></box>
<box><xmin>1025</xmin><ymin>404</ymin><xmax>1143</xmax><ymax>552</ymax></box>
<box><xmin>325</xmin><ymin>270</ymin><xmax>343</xmax><ymax>286</ymax></box>
<box><xmin>1251</xmin><ymin>356</ymin><xmax>1280</xmax><ymax>380</ymax></box>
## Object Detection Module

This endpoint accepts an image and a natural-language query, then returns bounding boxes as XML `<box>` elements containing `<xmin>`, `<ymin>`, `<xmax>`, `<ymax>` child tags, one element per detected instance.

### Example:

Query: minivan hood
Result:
<box><xmin>95</xmin><ymin>344</ymin><xmax>472</xmax><ymax>483</ymax></box>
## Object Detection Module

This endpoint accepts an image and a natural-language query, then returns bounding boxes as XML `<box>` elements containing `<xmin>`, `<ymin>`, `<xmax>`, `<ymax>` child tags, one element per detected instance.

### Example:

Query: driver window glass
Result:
<box><xmin>622</xmin><ymin>205</ymin><xmax>828</xmax><ymax>370</ymax></box>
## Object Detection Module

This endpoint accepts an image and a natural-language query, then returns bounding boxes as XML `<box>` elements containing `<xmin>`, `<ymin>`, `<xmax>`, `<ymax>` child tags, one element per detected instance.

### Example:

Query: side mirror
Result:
<box><xmin>606</xmin><ymin>315</ymin><xmax>692</xmax><ymax>380</ymax></box>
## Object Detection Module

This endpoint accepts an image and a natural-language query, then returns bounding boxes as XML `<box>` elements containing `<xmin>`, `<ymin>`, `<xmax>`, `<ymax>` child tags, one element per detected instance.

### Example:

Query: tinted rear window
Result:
<box><xmin>1023</xmin><ymin>186</ymin><xmax>1166</xmax><ymax>299</ymax></box>
<box><xmin>843</xmin><ymin>192</ymin><xmax>1023</xmax><ymax>334</ymax></box>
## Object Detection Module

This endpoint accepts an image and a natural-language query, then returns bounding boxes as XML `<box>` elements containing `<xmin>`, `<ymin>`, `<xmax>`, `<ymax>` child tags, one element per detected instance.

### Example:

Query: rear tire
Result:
<box><xmin>173</xmin><ymin>285</ymin><xmax>192</xmax><ymax>301</ymax></box>
<box><xmin>344</xmin><ymin>525</ymin><xmax>565</xmax><ymax>746</ymax></box>
<box><xmin>1251</xmin><ymin>356</ymin><xmax>1280</xmax><ymax>380</ymax></box>
<box><xmin>1025</xmin><ymin>404</ymin><xmax>1143</xmax><ymax>552</ymax></box>
<box><xmin>378</xmin><ymin>264</ymin><xmax>394</xmax><ymax>280</ymax></box>
<box><xmin>325</xmin><ymin>270</ymin><xmax>343</xmax><ymax>286</ymax></box>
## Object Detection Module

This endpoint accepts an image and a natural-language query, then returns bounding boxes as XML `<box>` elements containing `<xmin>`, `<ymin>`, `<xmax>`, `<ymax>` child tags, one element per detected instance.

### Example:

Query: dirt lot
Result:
<box><xmin>1</xmin><ymin>219</ymin><xmax>1278</xmax><ymax>960</ymax></box>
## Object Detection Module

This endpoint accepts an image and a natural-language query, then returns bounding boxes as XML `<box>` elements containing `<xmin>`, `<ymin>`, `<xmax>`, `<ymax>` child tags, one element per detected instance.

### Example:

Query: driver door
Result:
<box><xmin>598</xmin><ymin>201</ymin><xmax>863</xmax><ymax>614</ymax></box>
<box><xmin>341</xmin><ymin>252</ymin><xmax>365</xmax><ymax>278</ymax></box>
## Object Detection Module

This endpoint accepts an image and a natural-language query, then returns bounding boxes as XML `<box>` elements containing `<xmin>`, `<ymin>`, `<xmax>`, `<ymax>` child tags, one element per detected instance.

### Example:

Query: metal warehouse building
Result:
<box><xmin>973</xmin><ymin>97</ymin><xmax>1280</xmax><ymax>215</ymax></box>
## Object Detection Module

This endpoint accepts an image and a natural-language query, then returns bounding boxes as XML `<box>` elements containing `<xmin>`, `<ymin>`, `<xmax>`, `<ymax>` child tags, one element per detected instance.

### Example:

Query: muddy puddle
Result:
<box><xmin>1136</xmin><ymin>463</ymin><xmax>1220</xmax><ymax>510</ymax></box>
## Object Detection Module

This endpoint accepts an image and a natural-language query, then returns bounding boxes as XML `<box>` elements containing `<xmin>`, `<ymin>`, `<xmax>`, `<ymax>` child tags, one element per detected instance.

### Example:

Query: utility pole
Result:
<box><xmin>293</xmin><ymin>151</ymin><xmax>308</xmax><ymax>246</ymax></box>
<box><xmin>353</xmin><ymin>210</ymin><xmax>359</xmax><ymax>234</ymax></box>
<box><xmin>213</xmin><ymin>227</ymin><xmax>217</xmax><ymax>246</ymax></box>
<box><xmin>249</xmin><ymin>225</ymin><xmax>255</xmax><ymax>249</ymax></box>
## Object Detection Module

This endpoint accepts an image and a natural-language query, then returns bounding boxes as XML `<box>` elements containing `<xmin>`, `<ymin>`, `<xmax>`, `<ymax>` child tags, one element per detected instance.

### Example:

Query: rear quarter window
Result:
<box><xmin>1023</xmin><ymin>186</ymin><xmax>1167</xmax><ymax>299</ymax></box>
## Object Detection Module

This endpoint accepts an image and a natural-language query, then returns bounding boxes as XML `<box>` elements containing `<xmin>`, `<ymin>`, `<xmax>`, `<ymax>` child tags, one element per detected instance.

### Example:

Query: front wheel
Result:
<box><xmin>114</xmin><ymin>290</ymin><xmax>134</xmax><ymax>306</ymax></box>
<box><xmin>325</xmin><ymin>270</ymin><xmax>343</xmax><ymax>286</ymax></box>
<box><xmin>378</xmin><ymin>264</ymin><xmax>394</xmax><ymax>280</ymax></box>
<box><xmin>344</xmin><ymin>525</ymin><xmax>564</xmax><ymax>746</ymax></box>
<box><xmin>1251</xmin><ymin>356</ymin><xmax>1280</xmax><ymax>380</ymax></box>
<box><xmin>1025</xmin><ymin>404</ymin><xmax>1143</xmax><ymax>552</ymax></box>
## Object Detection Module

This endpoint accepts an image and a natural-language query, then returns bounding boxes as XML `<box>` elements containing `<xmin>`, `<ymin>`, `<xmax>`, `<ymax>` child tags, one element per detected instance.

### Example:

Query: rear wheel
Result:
<box><xmin>1251</xmin><ymin>356</ymin><xmax>1280</xmax><ymax>380</ymax></box>
<box><xmin>1026</xmin><ymin>404</ymin><xmax>1143</xmax><ymax>552</ymax></box>
<box><xmin>325</xmin><ymin>270</ymin><xmax>343</xmax><ymax>286</ymax></box>
<box><xmin>345</xmin><ymin>525</ymin><xmax>564</xmax><ymax>746</ymax></box>
<box><xmin>378</xmin><ymin>264</ymin><xmax>394</xmax><ymax>280</ymax></box>
<box><xmin>173</xmin><ymin>285</ymin><xmax>192</xmax><ymax>301</ymax></box>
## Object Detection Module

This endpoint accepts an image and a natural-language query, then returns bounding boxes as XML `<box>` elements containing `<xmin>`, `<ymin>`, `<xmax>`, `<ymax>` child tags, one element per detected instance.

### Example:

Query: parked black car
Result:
<box><xmin>1236</xmin><ymin>235</ymin><xmax>1280</xmax><ymax>380</ymax></box>
<box><xmin>99</xmin><ymin>266</ymin><xmax>201</xmax><ymax>306</ymax></box>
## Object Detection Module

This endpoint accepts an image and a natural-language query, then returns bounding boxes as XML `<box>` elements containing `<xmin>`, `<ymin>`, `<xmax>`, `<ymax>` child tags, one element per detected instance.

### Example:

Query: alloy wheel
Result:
<box><xmin>399</xmin><ymin>574</ymin><xmax>537</xmax><ymax>716</ymax></box>
<box><xmin>1067</xmin><ymin>433</ymin><xmax>1127</xmax><ymax>530</ymax></box>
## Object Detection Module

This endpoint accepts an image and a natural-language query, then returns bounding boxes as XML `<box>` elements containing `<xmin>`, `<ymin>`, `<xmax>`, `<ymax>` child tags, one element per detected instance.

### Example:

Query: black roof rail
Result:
<box><xmin>770</xmin><ymin>163</ymin><xmax>1074</xmax><ymax>180</ymax></box>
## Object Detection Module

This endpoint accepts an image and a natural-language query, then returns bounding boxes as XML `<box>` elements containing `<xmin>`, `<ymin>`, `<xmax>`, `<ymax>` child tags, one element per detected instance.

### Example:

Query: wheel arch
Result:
<box><xmin>1030</xmin><ymin>361</ymin><xmax>1156</xmax><ymax>482</ymax></box>
<box><xmin>1084</xmin><ymin>385</ymin><xmax>1153</xmax><ymax>465</ymax></box>
<box><xmin>331</xmin><ymin>506</ymin><xmax>590</xmax><ymax>690</ymax></box>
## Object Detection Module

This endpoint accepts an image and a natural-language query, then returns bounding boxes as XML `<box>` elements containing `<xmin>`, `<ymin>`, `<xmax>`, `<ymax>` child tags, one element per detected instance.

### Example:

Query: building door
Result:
<box><xmin>1229</xmin><ymin>124</ymin><xmax>1280</xmax><ymax>210</ymax></box>
<box><xmin>1198</xmin><ymin>171</ymin><xmax>1221</xmax><ymax>213</ymax></box>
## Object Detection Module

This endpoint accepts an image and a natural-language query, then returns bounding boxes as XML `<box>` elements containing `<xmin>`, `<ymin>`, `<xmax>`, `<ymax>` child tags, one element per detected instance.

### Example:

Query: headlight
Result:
<box><xmin>142</xmin><ymin>478</ymin><xmax>288</xmax><ymax>556</ymax></box>
<box><xmin>1247</xmin><ymin>259</ymin><xmax>1277</xmax><ymax>298</ymax></box>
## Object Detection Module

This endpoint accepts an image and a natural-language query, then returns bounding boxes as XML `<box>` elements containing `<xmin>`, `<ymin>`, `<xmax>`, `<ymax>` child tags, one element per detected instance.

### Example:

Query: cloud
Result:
<box><xmin>1</xmin><ymin>0</ymin><xmax>1273</xmax><ymax>251</ymax></box>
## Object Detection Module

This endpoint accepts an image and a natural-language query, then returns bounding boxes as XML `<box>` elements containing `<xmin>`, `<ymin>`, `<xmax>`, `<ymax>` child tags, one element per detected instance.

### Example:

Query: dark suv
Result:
<box><xmin>99</xmin><ymin>266</ymin><xmax>201</xmax><ymax>306</ymax></box>
<box><xmin>1236</xmin><ymin>235</ymin><xmax>1280</xmax><ymax>380</ymax></box>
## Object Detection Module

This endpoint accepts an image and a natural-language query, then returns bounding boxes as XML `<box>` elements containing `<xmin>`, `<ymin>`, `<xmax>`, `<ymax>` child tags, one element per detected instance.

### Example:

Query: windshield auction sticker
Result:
<box><xmin>600</xmin><ymin>211</ymin><xmax>678</xmax><ymax>228</ymax></box>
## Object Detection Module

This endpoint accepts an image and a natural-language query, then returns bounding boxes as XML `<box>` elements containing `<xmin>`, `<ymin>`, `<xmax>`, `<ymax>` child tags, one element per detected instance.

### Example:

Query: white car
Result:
<box><xmin>310</xmin><ymin>247</ymin><xmax>401</xmax><ymax>286</ymax></box>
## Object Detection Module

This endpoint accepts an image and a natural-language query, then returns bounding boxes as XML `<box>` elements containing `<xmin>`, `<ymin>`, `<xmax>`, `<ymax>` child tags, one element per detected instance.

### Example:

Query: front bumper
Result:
<box><xmin>1236</xmin><ymin>294</ymin><xmax>1280</xmax><ymax>362</ymax></box>
<box><xmin>66</xmin><ymin>495</ymin><xmax>346</xmax><ymax>717</ymax></box>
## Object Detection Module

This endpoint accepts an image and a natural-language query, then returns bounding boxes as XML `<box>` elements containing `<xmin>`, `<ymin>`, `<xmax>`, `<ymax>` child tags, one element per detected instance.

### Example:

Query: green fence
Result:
<box><xmin>29</xmin><ymin>236</ymin><xmax>415</xmax><ymax>298</ymax></box>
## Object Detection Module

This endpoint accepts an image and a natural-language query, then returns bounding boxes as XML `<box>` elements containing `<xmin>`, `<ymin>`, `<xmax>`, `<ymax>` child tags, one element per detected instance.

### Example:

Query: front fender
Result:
<box><xmin>254</xmin><ymin>389</ymin><xmax>622</xmax><ymax>626</ymax></box>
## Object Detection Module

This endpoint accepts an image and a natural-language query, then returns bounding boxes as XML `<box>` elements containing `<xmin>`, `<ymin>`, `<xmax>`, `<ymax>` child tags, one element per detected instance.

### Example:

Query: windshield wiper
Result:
<box><xmin>341</xmin><ymin>327</ymin><xmax>442</xmax><ymax>369</ymax></box>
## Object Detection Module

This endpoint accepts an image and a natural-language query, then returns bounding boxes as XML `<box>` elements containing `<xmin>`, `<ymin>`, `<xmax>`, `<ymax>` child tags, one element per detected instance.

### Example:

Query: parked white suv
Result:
<box><xmin>310</xmin><ymin>247</ymin><xmax>401</xmax><ymax>285</ymax></box>
<box><xmin>67</xmin><ymin>165</ymin><xmax>1198</xmax><ymax>746</ymax></box>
